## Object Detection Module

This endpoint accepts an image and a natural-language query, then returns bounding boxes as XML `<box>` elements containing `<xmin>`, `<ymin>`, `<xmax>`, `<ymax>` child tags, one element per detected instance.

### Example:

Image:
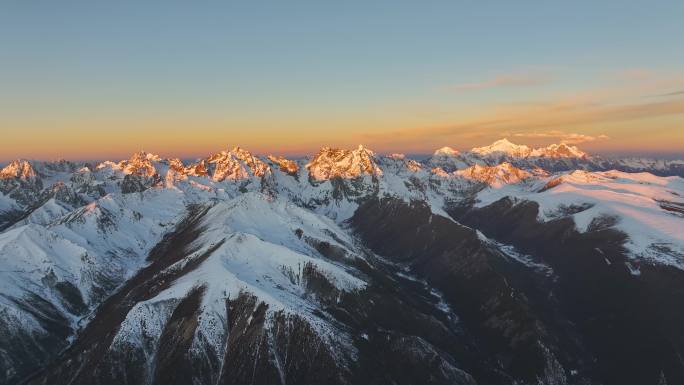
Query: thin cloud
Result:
<box><xmin>449</xmin><ymin>73</ymin><xmax>549</xmax><ymax>92</ymax></box>
<box><xmin>650</xmin><ymin>90</ymin><xmax>684</xmax><ymax>98</ymax></box>
<box><xmin>362</xmin><ymin>98</ymin><xmax>684</xmax><ymax>150</ymax></box>
<box><xmin>513</xmin><ymin>131</ymin><xmax>610</xmax><ymax>145</ymax></box>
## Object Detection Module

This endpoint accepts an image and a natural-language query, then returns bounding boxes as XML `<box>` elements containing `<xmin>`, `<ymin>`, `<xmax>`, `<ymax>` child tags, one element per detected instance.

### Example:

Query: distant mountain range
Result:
<box><xmin>1</xmin><ymin>139</ymin><xmax>683</xmax><ymax>385</ymax></box>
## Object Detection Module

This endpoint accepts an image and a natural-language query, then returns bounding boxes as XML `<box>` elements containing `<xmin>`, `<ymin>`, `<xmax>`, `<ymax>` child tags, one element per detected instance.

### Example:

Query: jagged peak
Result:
<box><xmin>267</xmin><ymin>155</ymin><xmax>299</xmax><ymax>176</ymax></box>
<box><xmin>116</xmin><ymin>151</ymin><xmax>159</xmax><ymax>177</ymax></box>
<box><xmin>127</xmin><ymin>151</ymin><xmax>161</xmax><ymax>163</ymax></box>
<box><xmin>167</xmin><ymin>158</ymin><xmax>186</xmax><ymax>171</ymax></box>
<box><xmin>92</xmin><ymin>152</ymin><xmax>160</xmax><ymax>177</ymax></box>
<box><xmin>184</xmin><ymin>159</ymin><xmax>209</xmax><ymax>177</ymax></box>
<box><xmin>384</xmin><ymin>153</ymin><xmax>422</xmax><ymax>172</ymax></box>
<box><xmin>205</xmin><ymin>147</ymin><xmax>270</xmax><ymax>181</ymax></box>
<box><xmin>307</xmin><ymin>145</ymin><xmax>381</xmax><ymax>181</ymax></box>
<box><xmin>0</xmin><ymin>159</ymin><xmax>37</xmax><ymax>180</ymax></box>
<box><xmin>455</xmin><ymin>161</ymin><xmax>531</xmax><ymax>187</ymax></box>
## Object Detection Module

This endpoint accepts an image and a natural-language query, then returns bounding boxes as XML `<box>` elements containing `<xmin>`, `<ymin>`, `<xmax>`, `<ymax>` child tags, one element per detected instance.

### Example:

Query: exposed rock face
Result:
<box><xmin>206</xmin><ymin>147</ymin><xmax>270</xmax><ymax>181</ymax></box>
<box><xmin>268</xmin><ymin>155</ymin><xmax>299</xmax><ymax>175</ymax></box>
<box><xmin>306</xmin><ymin>145</ymin><xmax>382</xmax><ymax>181</ymax></box>
<box><xmin>101</xmin><ymin>151</ymin><xmax>160</xmax><ymax>177</ymax></box>
<box><xmin>0</xmin><ymin>160</ymin><xmax>43</xmax><ymax>207</ymax></box>
<box><xmin>351</xmin><ymin>197</ymin><xmax>583</xmax><ymax>385</ymax></box>
<box><xmin>450</xmin><ymin>197</ymin><xmax>684</xmax><ymax>385</ymax></box>
<box><xmin>121</xmin><ymin>173</ymin><xmax>159</xmax><ymax>193</ymax></box>
<box><xmin>454</xmin><ymin>162</ymin><xmax>531</xmax><ymax>187</ymax></box>
<box><xmin>184</xmin><ymin>159</ymin><xmax>209</xmax><ymax>176</ymax></box>
<box><xmin>0</xmin><ymin>160</ymin><xmax>37</xmax><ymax>180</ymax></box>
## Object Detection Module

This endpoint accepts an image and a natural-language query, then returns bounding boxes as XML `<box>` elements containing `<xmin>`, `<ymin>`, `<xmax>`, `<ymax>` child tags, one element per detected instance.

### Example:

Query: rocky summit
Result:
<box><xmin>1</xmin><ymin>139</ymin><xmax>683</xmax><ymax>385</ymax></box>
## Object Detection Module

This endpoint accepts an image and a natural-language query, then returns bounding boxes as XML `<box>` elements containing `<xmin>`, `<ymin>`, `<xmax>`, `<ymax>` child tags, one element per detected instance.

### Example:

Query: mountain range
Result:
<box><xmin>1</xmin><ymin>139</ymin><xmax>683</xmax><ymax>385</ymax></box>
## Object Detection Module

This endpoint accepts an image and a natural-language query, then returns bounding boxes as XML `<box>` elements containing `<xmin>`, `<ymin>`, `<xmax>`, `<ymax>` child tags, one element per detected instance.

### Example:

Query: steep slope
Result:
<box><xmin>448</xmin><ymin>170</ymin><xmax>684</xmax><ymax>385</ymax></box>
<box><xmin>473</xmin><ymin>169</ymin><xmax>684</xmax><ymax>267</ymax></box>
<box><xmin>20</xmin><ymin>193</ymin><xmax>483</xmax><ymax>385</ymax></box>
<box><xmin>351</xmin><ymin>197</ymin><xmax>602</xmax><ymax>385</ymax></box>
<box><xmin>0</xmin><ymin>189</ymin><xmax>190</xmax><ymax>385</ymax></box>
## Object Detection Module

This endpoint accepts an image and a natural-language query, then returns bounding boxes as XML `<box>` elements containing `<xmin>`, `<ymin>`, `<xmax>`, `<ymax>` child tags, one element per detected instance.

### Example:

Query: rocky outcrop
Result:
<box><xmin>306</xmin><ymin>145</ymin><xmax>382</xmax><ymax>181</ymax></box>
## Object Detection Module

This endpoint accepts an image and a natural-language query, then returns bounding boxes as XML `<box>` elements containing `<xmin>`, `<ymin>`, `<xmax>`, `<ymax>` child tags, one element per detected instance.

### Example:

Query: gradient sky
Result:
<box><xmin>1</xmin><ymin>0</ymin><xmax>683</xmax><ymax>161</ymax></box>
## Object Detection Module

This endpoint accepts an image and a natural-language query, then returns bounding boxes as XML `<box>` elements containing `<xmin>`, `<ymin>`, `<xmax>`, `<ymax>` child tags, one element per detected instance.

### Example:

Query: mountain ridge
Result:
<box><xmin>1</xmin><ymin>139</ymin><xmax>683</xmax><ymax>385</ymax></box>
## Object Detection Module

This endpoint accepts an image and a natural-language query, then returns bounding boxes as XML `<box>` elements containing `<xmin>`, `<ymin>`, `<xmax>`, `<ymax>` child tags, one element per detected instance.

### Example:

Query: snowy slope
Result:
<box><xmin>474</xmin><ymin>169</ymin><xmax>684</xmax><ymax>268</ymax></box>
<box><xmin>110</xmin><ymin>192</ymin><xmax>366</xmax><ymax>372</ymax></box>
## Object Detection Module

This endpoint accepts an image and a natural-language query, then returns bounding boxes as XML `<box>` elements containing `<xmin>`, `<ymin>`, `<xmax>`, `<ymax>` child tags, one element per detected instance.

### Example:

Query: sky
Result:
<box><xmin>1</xmin><ymin>0</ymin><xmax>683</xmax><ymax>161</ymax></box>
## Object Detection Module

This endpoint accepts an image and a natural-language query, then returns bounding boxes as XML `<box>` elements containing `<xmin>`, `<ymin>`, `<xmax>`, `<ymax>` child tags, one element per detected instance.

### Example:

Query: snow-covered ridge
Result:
<box><xmin>471</xmin><ymin>138</ymin><xmax>533</xmax><ymax>158</ymax></box>
<box><xmin>475</xmin><ymin>168</ymin><xmax>684</xmax><ymax>268</ymax></box>
<box><xmin>1</xmin><ymin>140</ymin><xmax>683</xmax><ymax>385</ymax></box>
<box><xmin>470</xmin><ymin>138</ymin><xmax>587</xmax><ymax>159</ymax></box>
<box><xmin>2</xmin><ymin>142</ymin><xmax>683</xmax><ymax>269</ymax></box>
<box><xmin>530</xmin><ymin>143</ymin><xmax>587</xmax><ymax>159</ymax></box>
<box><xmin>110</xmin><ymin>192</ymin><xmax>366</xmax><ymax>360</ymax></box>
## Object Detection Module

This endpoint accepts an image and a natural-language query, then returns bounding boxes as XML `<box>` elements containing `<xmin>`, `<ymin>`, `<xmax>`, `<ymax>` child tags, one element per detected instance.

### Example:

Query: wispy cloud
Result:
<box><xmin>650</xmin><ymin>90</ymin><xmax>684</xmax><ymax>98</ymax></box>
<box><xmin>512</xmin><ymin>131</ymin><xmax>610</xmax><ymax>145</ymax></box>
<box><xmin>362</xmin><ymin>98</ymin><xmax>684</xmax><ymax>151</ymax></box>
<box><xmin>448</xmin><ymin>73</ymin><xmax>549</xmax><ymax>92</ymax></box>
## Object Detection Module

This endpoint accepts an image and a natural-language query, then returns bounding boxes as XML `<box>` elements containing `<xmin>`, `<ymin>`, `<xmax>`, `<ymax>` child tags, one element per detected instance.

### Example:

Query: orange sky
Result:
<box><xmin>3</xmin><ymin>83</ymin><xmax>683</xmax><ymax>161</ymax></box>
<box><xmin>2</xmin><ymin>3</ymin><xmax>684</xmax><ymax>161</ymax></box>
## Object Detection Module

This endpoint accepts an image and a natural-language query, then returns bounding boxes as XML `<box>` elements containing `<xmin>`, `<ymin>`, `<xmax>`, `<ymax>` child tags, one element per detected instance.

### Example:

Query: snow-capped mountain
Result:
<box><xmin>530</xmin><ymin>142</ymin><xmax>588</xmax><ymax>159</ymax></box>
<box><xmin>0</xmin><ymin>160</ymin><xmax>38</xmax><ymax>180</ymax></box>
<box><xmin>471</xmin><ymin>138</ymin><xmax>534</xmax><ymax>158</ymax></box>
<box><xmin>453</xmin><ymin>162</ymin><xmax>534</xmax><ymax>187</ymax></box>
<box><xmin>306</xmin><ymin>145</ymin><xmax>382</xmax><ymax>180</ymax></box>
<box><xmin>428</xmin><ymin>138</ymin><xmax>683</xmax><ymax>177</ymax></box>
<box><xmin>205</xmin><ymin>146</ymin><xmax>271</xmax><ymax>181</ymax></box>
<box><xmin>1</xmin><ymin>141</ymin><xmax>684</xmax><ymax>385</ymax></box>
